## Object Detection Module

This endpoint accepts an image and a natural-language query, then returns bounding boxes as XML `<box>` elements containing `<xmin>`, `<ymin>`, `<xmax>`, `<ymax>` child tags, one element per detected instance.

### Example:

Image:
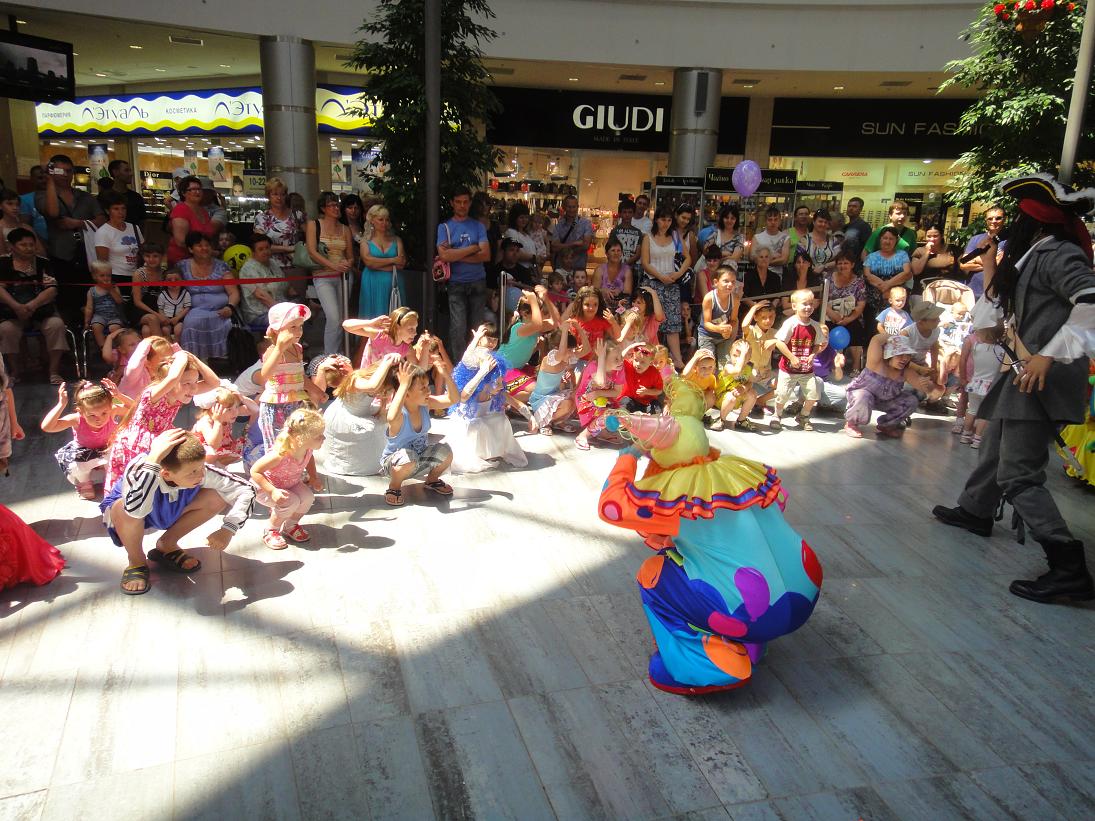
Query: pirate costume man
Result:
<box><xmin>933</xmin><ymin>173</ymin><xmax>1095</xmax><ymax>603</ymax></box>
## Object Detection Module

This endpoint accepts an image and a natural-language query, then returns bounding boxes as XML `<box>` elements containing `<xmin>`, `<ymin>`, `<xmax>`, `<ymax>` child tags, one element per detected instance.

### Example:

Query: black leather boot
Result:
<box><xmin>931</xmin><ymin>504</ymin><xmax>994</xmax><ymax>537</ymax></box>
<box><xmin>1009</xmin><ymin>540</ymin><xmax>1095</xmax><ymax>603</ymax></box>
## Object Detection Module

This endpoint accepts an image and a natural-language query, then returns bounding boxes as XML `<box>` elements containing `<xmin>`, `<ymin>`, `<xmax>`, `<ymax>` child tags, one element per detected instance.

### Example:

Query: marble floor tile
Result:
<box><xmin>270</xmin><ymin>627</ymin><xmax>352</xmax><ymax>735</ymax></box>
<box><xmin>173</xmin><ymin>739</ymin><xmax>300</xmax><ymax>821</ymax></box>
<box><xmin>0</xmin><ymin>790</ymin><xmax>46</xmax><ymax>821</ymax></box>
<box><xmin>510</xmin><ymin>681</ymin><xmax>721</xmax><ymax>819</ymax></box>
<box><xmin>389</xmin><ymin>610</ymin><xmax>503</xmax><ymax>713</ymax></box>
<box><xmin>288</xmin><ymin>724</ymin><xmax>371</xmax><ymax>821</ymax></box>
<box><xmin>40</xmin><ymin>763</ymin><xmax>173</xmax><ymax>821</ymax></box>
<box><xmin>416</xmin><ymin>701</ymin><xmax>555</xmax><ymax>820</ymax></box>
<box><xmin>352</xmin><ymin>716</ymin><xmax>435</xmax><ymax>820</ymax></box>
<box><xmin>175</xmin><ymin>635</ymin><xmax>285</xmax><ymax>760</ymax></box>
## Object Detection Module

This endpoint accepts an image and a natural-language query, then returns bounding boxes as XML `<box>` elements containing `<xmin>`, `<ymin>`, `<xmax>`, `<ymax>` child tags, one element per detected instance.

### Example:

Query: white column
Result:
<box><xmin>260</xmin><ymin>35</ymin><xmax>319</xmax><ymax>215</ymax></box>
<box><xmin>668</xmin><ymin>68</ymin><xmax>723</xmax><ymax>177</ymax></box>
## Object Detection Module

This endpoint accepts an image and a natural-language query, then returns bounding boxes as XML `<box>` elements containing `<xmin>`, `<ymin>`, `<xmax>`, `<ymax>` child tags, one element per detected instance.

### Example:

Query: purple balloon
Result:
<box><xmin>732</xmin><ymin>161</ymin><xmax>762</xmax><ymax>198</ymax></box>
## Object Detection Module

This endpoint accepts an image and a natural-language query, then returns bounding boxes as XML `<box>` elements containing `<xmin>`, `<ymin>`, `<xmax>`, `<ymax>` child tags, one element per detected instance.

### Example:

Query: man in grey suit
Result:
<box><xmin>933</xmin><ymin>174</ymin><xmax>1095</xmax><ymax>604</ymax></box>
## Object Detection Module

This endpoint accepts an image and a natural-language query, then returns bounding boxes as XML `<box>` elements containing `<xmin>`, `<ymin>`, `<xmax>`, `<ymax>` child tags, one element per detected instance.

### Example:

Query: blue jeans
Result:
<box><xmin>448</xmin><ymin>279</ymin><xmax>486</xmax><ymax>358</ymax></box>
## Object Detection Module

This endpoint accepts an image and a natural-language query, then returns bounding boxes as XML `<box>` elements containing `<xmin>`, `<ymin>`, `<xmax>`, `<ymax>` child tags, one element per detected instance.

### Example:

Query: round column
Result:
<box><xmin>668</xmin><ymin>68</ymin><xmax>723</xmax><ymax>177</ymax></box>
<box><xmin>260</xmin><ymin>36</ymin><xmax>319</xmax><ymax>214</ymax></box>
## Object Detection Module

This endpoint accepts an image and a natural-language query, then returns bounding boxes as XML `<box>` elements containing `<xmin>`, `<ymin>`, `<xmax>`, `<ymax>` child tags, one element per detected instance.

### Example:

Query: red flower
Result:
<box><xmin>1024</xmin><ymin>0</ymin><xmax>1037</xmax><ymax>10</ymax></box>
<box><xmin>1041</xmin><ymin>0</ymin><xmax>1055</xmax><ymax>9</ymax></box>
<box><xmin>994</xmin><ymin>1</ymin><xmax>1006</xmax><ymax>10</ymax></box>
<box><xmin>1068</xmin><ymin>2</ymin><xmax>1076</xmax><ymax>9</ymax></box>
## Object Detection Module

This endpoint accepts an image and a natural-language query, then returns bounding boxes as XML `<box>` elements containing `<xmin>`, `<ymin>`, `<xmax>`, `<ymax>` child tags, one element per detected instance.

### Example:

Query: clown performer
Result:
<box><xmin>933</xmin><ymin>174</ymin><xmax>1095</xmax><ymax>604</ymax></box>
<box><xmin>597</xmin><ymin>377</ymin><xmax>822</xmax><ymax>695</ymax></box>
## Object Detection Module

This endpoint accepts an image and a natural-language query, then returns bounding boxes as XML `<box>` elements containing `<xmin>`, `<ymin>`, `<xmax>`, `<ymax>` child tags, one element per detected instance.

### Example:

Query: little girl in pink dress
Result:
<box><xmin>104</xmin><ymin>352</ymin><xmax>217</xmax><ymax>488</ymax></box>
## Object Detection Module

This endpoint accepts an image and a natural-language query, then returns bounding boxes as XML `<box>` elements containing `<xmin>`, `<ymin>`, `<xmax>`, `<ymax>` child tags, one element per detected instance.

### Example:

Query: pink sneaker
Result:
<box><xmin>843</xmin><ymin>424</ymin><xmax>863</xmax><ymax>439</ymax></box>
<box><xmin>263</xmin><ymin>529</ymin><xmax>288</xmax><ymax>550</ymax></box>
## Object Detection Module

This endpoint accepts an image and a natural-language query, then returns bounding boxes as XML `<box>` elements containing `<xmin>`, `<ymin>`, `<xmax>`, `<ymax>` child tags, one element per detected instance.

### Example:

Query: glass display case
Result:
<box><xmin>226</xmin><ymin>195</ymin><xmax>269</xmax><ymax>224</ymax></box>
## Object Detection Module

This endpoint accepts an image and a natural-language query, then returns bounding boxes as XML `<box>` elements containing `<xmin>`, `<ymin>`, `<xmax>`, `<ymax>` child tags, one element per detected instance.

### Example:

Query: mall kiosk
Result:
<box><xmin>652</xmin><ymin>175</ymin><xmax>704</xmax><ymax>216</ymax></box>
<box><xmin>794</xmin><ymin>180</ymin><xmax>844</xmax><ymax>225</ymax></box>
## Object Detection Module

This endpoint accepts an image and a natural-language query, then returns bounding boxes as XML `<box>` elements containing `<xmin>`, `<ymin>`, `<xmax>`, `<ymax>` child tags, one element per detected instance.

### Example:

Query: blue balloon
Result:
<box><xmin>828</xmin><ymin>325</ymin><xmax>851</xmax><ymax>351</ymax></box>
<box><xmin>605</xmin><ymin>415</ymin><xmax>621</xmax><ymax>433</ymax></box>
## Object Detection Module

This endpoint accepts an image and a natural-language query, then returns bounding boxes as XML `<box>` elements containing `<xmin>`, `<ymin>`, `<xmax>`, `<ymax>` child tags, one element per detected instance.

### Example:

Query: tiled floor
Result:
<box><xmin>2</xmin><ymin>378</ymin><xmax>1094</xmax><ymax>821</ymax></box>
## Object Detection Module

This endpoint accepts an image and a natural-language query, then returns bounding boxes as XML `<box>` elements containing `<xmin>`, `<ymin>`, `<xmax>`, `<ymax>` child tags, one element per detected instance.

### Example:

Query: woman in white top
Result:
<box><xmin>502</xmin><ymin>202</ymin><xmax>541</xmax><ymax>269</ymax></box>
<box><xmin>705</xmin><ymin>203</ymin><xmax>745</xmax><ymax>265</ymax></box>
<box><xmin>640</xmin><ymin>206</ymin><xmax>690</xmax><ymax>369</ymax></box>
<box><xmin>94</xmin><ymin>190</ymin><xmax>143</xmax><ymax>306</ymax></box>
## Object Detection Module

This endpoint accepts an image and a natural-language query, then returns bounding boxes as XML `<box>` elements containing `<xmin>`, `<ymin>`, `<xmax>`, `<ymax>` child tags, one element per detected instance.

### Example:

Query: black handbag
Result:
<box><xmin>225</xmin><ymin>306</ymin><xmax>259</xmax><ymax>373</ymax></box>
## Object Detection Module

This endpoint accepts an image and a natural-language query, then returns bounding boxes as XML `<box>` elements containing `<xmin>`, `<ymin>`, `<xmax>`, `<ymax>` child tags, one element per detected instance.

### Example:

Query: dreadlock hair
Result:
<box><xmin>986</xmin><ymin>211</ymin><xmax>1071</xmax><ymax>319</ymax></box>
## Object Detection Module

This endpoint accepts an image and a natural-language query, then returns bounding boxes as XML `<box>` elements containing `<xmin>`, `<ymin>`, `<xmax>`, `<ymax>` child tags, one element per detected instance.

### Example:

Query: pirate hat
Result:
<box><xmin>1000</xmin><ymin>172</ymin><xmax>1095</xmax><ymax>262</ymax></box>
<box><xmin>1000</xmin><ymin>172</ymin><xmax>1095</xmax><ymax>215</ymax></box>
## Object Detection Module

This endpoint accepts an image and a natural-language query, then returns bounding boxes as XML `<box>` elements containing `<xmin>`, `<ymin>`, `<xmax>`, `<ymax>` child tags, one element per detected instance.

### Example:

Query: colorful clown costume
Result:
<box><xmin>597</xmin><ymin>380</ymin><xmax>822</xmax><ymax>695</ymax></box>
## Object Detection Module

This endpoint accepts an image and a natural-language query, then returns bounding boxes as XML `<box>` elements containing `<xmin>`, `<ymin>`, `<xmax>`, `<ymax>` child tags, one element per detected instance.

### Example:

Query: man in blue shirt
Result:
<box><xmin>19</xmin><ymin>165</ymin><xmax>48</xmax><ymax>243</ymax></box>
<box><xmin>551</xmin><ymin>194</ymin><xmax>594</xmax><ymax>272</ymax></box>
<box><xmin>960</xmin><ymin>205</ymin><xmax>1006</xmax><ymax>299</ymax></box>
<box><xmin>438</xmin><ymin>186</ymin><xmax>491</xmax><ymax>356</ymax></box>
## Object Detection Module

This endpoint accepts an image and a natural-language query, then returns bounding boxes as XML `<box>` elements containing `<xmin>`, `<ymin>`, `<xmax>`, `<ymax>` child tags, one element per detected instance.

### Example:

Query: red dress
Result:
<box><xmin>167</xmin><ymin>203</ymin><xmax>216</xmax><ymax>265</ymax></box>
<box><xmin>0</xmin><ymin>504</ymin><xmax>65</xmax><ymax>590</ymax></box>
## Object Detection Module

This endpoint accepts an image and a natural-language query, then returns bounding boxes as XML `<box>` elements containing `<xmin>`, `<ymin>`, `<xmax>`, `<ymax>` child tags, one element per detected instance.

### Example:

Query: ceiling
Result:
<box><xmin>1</xmin><ymin>5</ymin><xmax>974</xmax><ymax>100</ymax></box>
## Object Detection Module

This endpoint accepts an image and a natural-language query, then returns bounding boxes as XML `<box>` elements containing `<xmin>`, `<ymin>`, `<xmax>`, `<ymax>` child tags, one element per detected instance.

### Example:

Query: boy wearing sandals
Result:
<box><xmin>102</xmin><ymin>428</ymin><xmax>256</xmax><ymax>595</ymax></box>
<box><xmin>381</xmin><ymin>358</ymin><xmax>458</xmax><ymax>507</ymax></box>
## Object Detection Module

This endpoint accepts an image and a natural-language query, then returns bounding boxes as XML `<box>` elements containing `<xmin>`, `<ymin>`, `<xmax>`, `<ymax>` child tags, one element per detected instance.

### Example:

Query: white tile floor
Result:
<box><xmin>2</xmin><ymin>380</ymin><xmax>1094</xmax><ymax>820</ymax></box>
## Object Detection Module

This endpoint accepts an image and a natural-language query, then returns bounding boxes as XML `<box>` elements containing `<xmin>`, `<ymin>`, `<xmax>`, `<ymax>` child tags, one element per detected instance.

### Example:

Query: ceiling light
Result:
<box><xmin>833</xmin><ymin>85</ymin><xmax>845</xmax><ymax>91</ymax></box>
<box><xmin>129</xmin><ymin>45</ymin><xmax>143</xmax><ymax>50</ymax></box>
<box><xmin>742</xmin><ymin>84</ymin><xmax>755</xmax><ymax>89</ymax></box>
<box><xmin>654</xmin><ymin>81</ymin><xmax>665</xmax><ymax>86</ymax></box>
<box><xmin>922</xmin><ymin>159</ymin><xmax>933</xmax><ymax>164</ymax></box>
<box><xmin>154</xmin><ymin>68</ymin><xmax>167</xmax><ymax>72</ymax></box>
<box><xmin>568</xmin><ymin>77</ymin><xmax>579</xmax><ymax>82</ymax></box>
<box><xmin>16</xmin><ymin>19</ymin><xmax>27</xmax><ymax>25</ymax></box>
<box><xmin>219</xmin><ymin>64</ymin><xmax>231</xmax><ymax>68</ymax></box>
<box><xmin>72</xmin><ymin>52</ymin><xmax>78</xmax><ymax>56</ymax></box>
<box><xmin>94</xmin><ymin>72</ymin><xmax>107</xmax><ymax>77</ymax></box>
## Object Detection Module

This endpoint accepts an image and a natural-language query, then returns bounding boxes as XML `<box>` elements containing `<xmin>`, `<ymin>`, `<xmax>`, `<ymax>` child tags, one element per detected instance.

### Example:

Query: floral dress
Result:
<box><xmin>104</xmin><ymin>388</ymin><xmax>182</xmax><ymax>488</ymax></box>
<box><xmin>254</xmin><ymin>209</ymin><xmax>303</xmax><ymax>269</ymax></box>
<box><xmin>864</xmin><ymin>249</ymin><xmax>911</xmax><ymax>320</ymax></box>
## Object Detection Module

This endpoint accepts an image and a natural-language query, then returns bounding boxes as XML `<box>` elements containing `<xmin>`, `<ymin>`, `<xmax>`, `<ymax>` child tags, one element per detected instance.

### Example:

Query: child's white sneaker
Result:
<box><xmin>960</xmin><ymin>431</ymin><xmax>973</xmax><ymax>444</ymax></box>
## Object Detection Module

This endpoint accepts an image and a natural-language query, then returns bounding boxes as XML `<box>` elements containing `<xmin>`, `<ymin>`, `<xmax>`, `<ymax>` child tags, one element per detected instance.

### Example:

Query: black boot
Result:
<box><xmin>931</xmin><ymin>504</ymin><xmax>993</xmax><ymax>537</ymax></box>
<box><xmin>1009</xmin><ymin>540</ymin><xmax>1095</xmax><ymax>604</ymax></box>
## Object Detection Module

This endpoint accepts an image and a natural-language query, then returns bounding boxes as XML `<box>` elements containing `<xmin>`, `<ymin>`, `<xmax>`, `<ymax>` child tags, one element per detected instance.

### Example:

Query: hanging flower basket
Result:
<box><xmin>994</xmin><ymin>0</ymin><xmax>1080</xmax><ymax>43</ymax></box>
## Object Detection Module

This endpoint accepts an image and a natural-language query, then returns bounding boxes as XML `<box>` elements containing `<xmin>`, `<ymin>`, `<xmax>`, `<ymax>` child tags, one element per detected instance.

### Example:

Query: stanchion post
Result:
<box><xmin>424</xmin><ymin>0</ymin><xmax>441</xmax><ymax>331</ymax></box>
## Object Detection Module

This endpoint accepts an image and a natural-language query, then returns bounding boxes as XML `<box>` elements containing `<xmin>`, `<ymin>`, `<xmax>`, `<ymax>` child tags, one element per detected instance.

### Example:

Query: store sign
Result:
<box><xmin>656</xmin><ymin>175</ymin><xmax>704</xmax><ymax>188</ymax></box>
<box><xmin>490</xmin><ymin>87</ymin><xmax>672</xmax><ymax>152</ymax></box>
<box><xmin>37</xmin><ymin>88</ymin><xmax>265</xmax><ymax>136</ymax></box>
<box><xmin>316</xmin><ymin>86</ymin><xmax>380</xmax><ymax>134</ymax></box>
<box><xmin>796</xmin><ymin>180</ymin><xmax>844</xmax><ymax>193</ymax></box>
<box><xmin>242</xmin><ymin>171</ymin><xmax>266</xmax><ymax>195</ymax></box>
<box><xmin>704</xmin><ymin>167</ymin><xmax>734</xmax><ymax>194</ymax></box>
<box><xmin>825</xmin><ymin>160</ymin><xmax>886</xmax><ymax>186</ymax></box>
<box><xmin>772</xmin><ymin>98</ymin><xmax>979</xmax><ymax>159</ymax></box>
<box><xmin>759</xmin><ymin>169</ymin><xmax>798</xmax><ymax>194</ymax></box>
<box><xmin>36</xmin><ymin>85</ymin><xmax>377</xmax><ymax>137</ymax></box>
<box><xmin>897</xmin><ymin>161</ymin><xmax>960</xmax><ymax>187</ymax></box>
